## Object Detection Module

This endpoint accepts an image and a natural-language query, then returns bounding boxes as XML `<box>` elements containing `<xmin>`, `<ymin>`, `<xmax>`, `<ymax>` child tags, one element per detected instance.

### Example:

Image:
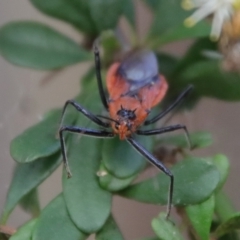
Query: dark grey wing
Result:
<box><xmin>118</xmin><ymin>50</ymin><xmax>160</xmax><ymax>93</ymax></box>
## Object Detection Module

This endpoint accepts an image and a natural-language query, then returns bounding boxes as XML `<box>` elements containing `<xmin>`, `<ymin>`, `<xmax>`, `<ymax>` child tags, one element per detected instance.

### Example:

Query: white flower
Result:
<box><xmin>182</xmin><ymin>0</ymin><xmax>240</xmax><ymax>40</ymax></box>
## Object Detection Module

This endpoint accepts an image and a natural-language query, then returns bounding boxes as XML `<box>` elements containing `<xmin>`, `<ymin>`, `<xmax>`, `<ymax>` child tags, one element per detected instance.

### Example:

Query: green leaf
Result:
<box><xmin>156</xmin><ymin>131</ymin><xmax>213</xmax><ymax>149</ymax></box>
<box><xmin>98</xmin><ymin>163</ymin><xmax>136</xmax><ymax>192</ymax></box>
<box><xmin>156</xmin><ymin>53</ymin><xmax>178</xmax><ymax>79</ymax></box>
<box><xmin>173</xmin><ymin>38</ymin><xmax>217</xmax><ymax>74</ymax></box>
<box><xmin>96</xmin><ymin>215</ymin><xmax>123</xmax><ymax>240</ymax></box>
<box><xmin>120</xmin><ymin>157</ymin><xmax>220</xmax><ymax>205</ymax></box>
<box><xmin>211</xmin><ymin>155</ymin><xmax>229</xmax><ymax>191</ymax></box>
<box><xmin>30</xmin><ymin>0</ymin><xmax>97</xmax><ymax>35</ymax></box>
<box><xmin>62</xmin><ymin>87</ymin><xmax>112</xmax><ymax>233</ymax></box>
<box><xmin>10</xmin><ymin>219</ymin><xmax>38</xmax><ymax>240</ymax></box>
<box><xmin>215</xmin><ymin>191</ymin><xmax>236</xmax><ymax>223</ymax></box>
<box><xmin>10</xmin><ymin>109</ymin><xmax>71</xmax><ymax>163</ymax></box>
<box><xmin>1</xmin><ymin>152</ymin><xmax>61</xmax><ymax>224</ymax></box>
<box><xmin>0</xmin><ymin>21</ymin><xmax>91</xmax><ymax>69</ymax></box>
<box><xmin>123</xmin><ymin>0</ymin><xmax>135</xmax><ymax>26</ymax></box>
<box><xmin>143</xmin><ymin>0</ymin><xmax>159</xmax><ymax>9</ymax></box>
<box><xmin>164</xmin><ymin>39</ymin><xmax>216</xmax><ymax>109</ymax></box>
<box><xmin>88</xmin><ymin>0</ymin><xmax>127</xmax><ymax>33</ymax></box>
<box><xmin>150</xmin><ymin>1</ymin><xmax>188</xmax><ymax>36</ymax></box>
<box><xmin>151</xmin><ymin>22</ymin><xmax>211</xmax><ymax>48</ymax></box>
<box><xmin>179</xmin><ymin>61</ymin><xmax>240</xmax><ymax>101</ymax></box>
<box><xmin>215</xmin><ymin>213</ymin><xmax>240</xmax><ymax>237</ymax></box>
<box><xmin>139</xmin><ymin>237</ymin><xmax>159</xmax><ymax>240</ymax></box>
<box><xmin>79</xmin><ymin>66</ymin><xmax>96</xmax><ymax>90</ymax></box>
<box><xmin>148</xmin><ymin>0</ymin><xmax>210</xmax><ymax>47</ymax></box>
<box><xmin>30</xmin><ymin>0</ymin><xmax>125</xmax><ymax>35</ymax></box>
<box><xmin>32</xmin><ymin>194</ymin><xmax>87</xmax><ymax>240</ymax></box>
<box><xmin>152</xmin><ymin>213</ymin><xmax>184</xmax><ymax>240</ymax></box>
<box><xmin>63</xmin><ymin>136</ymin><xmax>112</xmax><ymax>233</ymax></box>
<box><xmin>100</xmin><ymin>31</ymin><xmax>121</xmax><ymax>67</ymax></box>
<box><xmin>102</xmin><ymin>135</ymin><xmax>151</xmax><ymax>178</ymax></box>
<box><xmin>19</xmin><ymin>188</ymin><xmax>40</xmax><ymax>218</ymax></box>
<box><xmin>186</xmin><ymin>195</ymin><xmax>215</xmax><ymax>240</ymax></box>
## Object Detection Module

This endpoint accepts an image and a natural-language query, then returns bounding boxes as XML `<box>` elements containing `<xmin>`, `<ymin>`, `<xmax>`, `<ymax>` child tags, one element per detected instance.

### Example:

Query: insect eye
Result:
<box><xmin>129</xmin><ymin>114</ymin><xmax>135</xmax><ymax>120</ymax></box>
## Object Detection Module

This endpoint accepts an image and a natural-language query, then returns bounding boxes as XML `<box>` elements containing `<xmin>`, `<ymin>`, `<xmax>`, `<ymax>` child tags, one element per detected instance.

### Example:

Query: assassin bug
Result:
<box><xmin>59</xmin><ymin>45</ymin><xmax>192</xmax><ymax>218</ymax></box>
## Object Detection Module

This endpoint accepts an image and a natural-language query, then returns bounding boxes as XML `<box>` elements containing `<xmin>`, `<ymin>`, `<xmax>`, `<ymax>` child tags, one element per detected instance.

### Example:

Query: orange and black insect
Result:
<box><xmin>59</xmin><ymin>45</ymin><xmax>192</xmax><ymax>218</ymax></box>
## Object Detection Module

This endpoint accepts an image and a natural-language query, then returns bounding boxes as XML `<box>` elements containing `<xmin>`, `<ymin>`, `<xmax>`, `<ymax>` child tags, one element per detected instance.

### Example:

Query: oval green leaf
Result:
<box><xmin>156</xmin><ymin>53</ymin><xmax>178</xmax><ymax>78</ymax></box>
<box><xmin>96</xmin><ymin>215</ymin><xmax>123</xmax><ymax>240</ymax></box>
<box><xmin>148</xmin><ymin>1</ymin><xmax>210</xmax><ymax>47</ymax></box>
<box><xmin>88</xmin><ymin>0</ymin><xmax>127</xmax><ymax>33</ymax></box>
<box><xmin>120</xmin><ymin>157</ymin><xmax>220</xmax><ymax>205</ymax></box>
<box><xmin>149</xmin><ymin>0</ymin><xmax>188</xmax><ymax>36</ymax></box>
<box><xmin>151</xmin><ymin>22</ymin><xmax>211</xmax><ymax>48</ymax></box>
<box><xmin>211</xmin><ymin>154</ymin><xmax>229</xmax><ymax>191</ymax></box>
<box><xmin>123</xmin><ymin>0</ymin><xmax>135</xmax><ymax>26</ymax></box>
<box><xmin>63</xmin><ymin>134</ymin><xmax>112</xmax><ymax>233</ymax></box>
<box><xmin>139</xmin><ymin>237</ymin><xmax>159</xmax><ymax>240</ymax></box>
<box><xmin>186</xmin><ymin>195</ymin><xmax>215</xmax><ymax>240</ymax></box>
<box><xmin>19</xmin><ymin>188</ymin><xmax>40</xmax><ymax>218</ymax></box>
<box><xmin>1</xmin><ymin>152</ymin><xmax>61</xmax><ymax>224</ymax></box>
<box><xmin>102</xmin><ymin>135</ymin><xmax>150</xmax><ymax>178</ymax></box>
<box><xmin>100</xmin><ymin>30</ymin><xmax>121</xmax><ymax>67</ymax></box>
<box><xmin>98</xmin><ymin>163</ymin><xmax>136</xmax><ymax>192</ymax></box>
<box><xmin>30</xmin><ymin>0</ymin><xmax>97</xmax><ymax>35</ymax></box>
<box><xmin>10</xmin><ymin>219</ymin><xmax>38</xmax><ymax>240</ymax></box>
<box><xmin>144</xmin><ymin>0</ymin><xmax>159</xmax><ymax>9</ymax></box>
<box><xmin>0</xmin><ymin>21</ymin><xmax>91</xmax><ymax>69</ymax></box>
<box><xmin>157</xmin><ymin>39</ymin><xmax>214</xmax><ymax>111</ymax></box>
<box><xmin>215</xmin><ymin>191</ymin><xmax>236</xmax><ymax>223</ymax></box>
<box><xmin>173</xmin><ymin>38</ymin><xmax>217</xmax><ymax>74</ymax></box>
<box><xmin>215</xmin><ymin>212</ymin><xmax>240</xmax><ymax>237</ymax></box>
<box><xmin>62</xmin><ymin>83</ymin><xmax>112</xmax><ymax>233</ymax></box>
<box><xmin>180</xmin><ymin>61</ymin><xmax>240</xmax><ymax>101</ymax></box>
<box><xmin>32</xmin><ymin>194</ymin><xmax>87</xmax><ymax>240</ymax></box>
<box><xmin>30</xmin><ymin>0</ymin><xmax>126</xmax><ymax>35</ymax></box>
<box><xmin>152</xmin><ymin>213</ymin><xmax>184</xmax><ymax>240</ymax></box>
<box><xmin>10</xmin><ymin>109</ymin><xmax>75</xmax><ymax>163</ymax></box>
<box><xmin>156</xmin><ymin>131</ymin><xmax>213</xmax><ymax>149</ymax></box>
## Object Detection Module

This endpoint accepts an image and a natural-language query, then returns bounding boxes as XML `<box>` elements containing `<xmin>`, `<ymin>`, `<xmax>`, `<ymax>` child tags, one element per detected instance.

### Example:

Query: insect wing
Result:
<box><xmin>118</xmin><ymin>50</ymin><xmax>159</xmax><ymax>93</ymax></box>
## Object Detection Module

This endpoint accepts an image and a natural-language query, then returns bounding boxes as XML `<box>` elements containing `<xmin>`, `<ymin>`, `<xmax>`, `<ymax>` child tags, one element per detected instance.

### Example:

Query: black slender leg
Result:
<box><xmin>127</xmin><ymin>137</ymin><xmax>173</xmax><ymax>219</ymax></box>
<box><xmin>59</xmin><ymin>126</ymin><xmax>114</xmax><ymax>178</ymax></box>
<box><xmin>144</xmin><ymin>85</ymin><xmax>193</xmax><ymax>126</ymax></box>
<box><xmin>60</xmin><ymin>100</ymin><xmax>110</xmax><ymax>128</ymax></box>
<box><xmin>137</xmin><ymin>124</ymin><xmax>192</xmax><ymax>149</ymax></box>
<box><xmin>93</xmin><ymin>44</ymin><xmax>109</xmax><ymax>111</ymax></box>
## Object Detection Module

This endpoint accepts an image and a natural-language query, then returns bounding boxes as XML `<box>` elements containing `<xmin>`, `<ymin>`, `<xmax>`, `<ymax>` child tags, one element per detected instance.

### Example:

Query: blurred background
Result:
<box><xmin>0</xmin><ymin>1</ymin><xmax>240</xmax><ymax>239</ymax></box>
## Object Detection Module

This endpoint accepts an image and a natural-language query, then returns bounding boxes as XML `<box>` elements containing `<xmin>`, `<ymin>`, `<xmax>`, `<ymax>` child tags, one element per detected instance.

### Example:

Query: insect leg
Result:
<box><xmin>59</xmin><ymin>126</ymin><xmax>114</xmax><ymax>178</ymax></box>
<box><xmin>60</xmin><ymin>100</ymin><xmax>110</xmax><ymax>128</ymax></box>
<box><xmin>127</xmin><ymin>137</ymin><xmax>173</xmax><ymax>219</ymax></box>
<box><xmin>144</xmin><ymin>85</ymin><xmax>193</xmax><ymax>126</ymax></box>
<box><xmin>137</xmin><ymin>124</ymin><xmax>192</xmax><ymax>149</ymax></box>
<box><xmin>94</xmin><ymin>43</ymin><xmax>109</xmax><ymax>111</ymax></box>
